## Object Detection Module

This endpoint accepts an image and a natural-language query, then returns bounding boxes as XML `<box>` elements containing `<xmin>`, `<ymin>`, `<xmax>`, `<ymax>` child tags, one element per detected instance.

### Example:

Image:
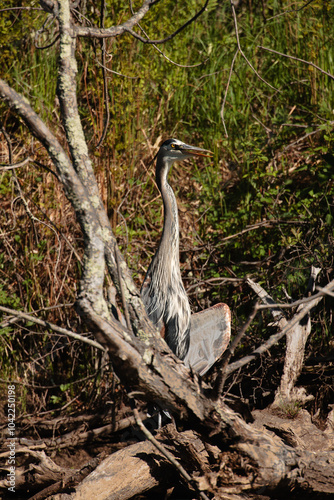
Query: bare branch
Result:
<box><xmin>75</xmin><ymin>0</ymin><xmax>157</xmax><ymax>39</ymax></box>
<box><xmin>96</xmin><ymin>59</ymin><xmax>139</xmax><ymax>79</ymax></box>
<box><xmin>255</xmin><ymin>280</ymin><xmax>334</xmax><ymax>311</ymax></box>
<box><xmin>0</xmin><ymin>305</ymin><xmax>105</xmax><ymax>351</ymax></box>
<box><xmin>129</xmin><ymin>0</ymin><xmax>205</xmax><ymax>68</ymax></box>
<box><xmin>267</xmin><ymin>0</ymin><xmax>317</xmax><ymax>21</ymax></box>
<box><xmin>316</xmin><ymin>285</ymin><xmax>334</xmax><ymax>298</ymax></box>
<box><xmin>258</xmin><ymin>45</ymin><xmax>334</xmax><ymax>81</ymax></box>
<box><xmin>210</xmin><ymin>304</ymin><xmax>259</xmax><ymax>400</ymax></box>
<box><xmin>221</xmin><ymin>48</ymin><xmax>239</xmax><ymax>137</ymax></box>
<box><xmin>56</xmin><ymin>0</ymin><xmax>158</xmax><ymax>338</ymax></box>
<box><xmin>75</xmin><ymin>0</ymin><xmax>210</xmax><ymax>45</ymax></box>
<box><xmin>230</xmin><ymin>2</ymin><xmax>279</xmax><ymax>92</ymax></box>
<box><xmin>96</xmin><ymin>0</ymin><xmax>110</xmax><ymax>149</ymax></box>
<box><xmin>0</xmin><ymin>7</ymin><xmax>43</xmax><ymax>13</ymax></box>
<box><xmin>116</xmin><ymin>249</ymin><xmax>132</xmax><ymax>332</ymax></box>
<box><xmin>218</xmin><ymin>218</ymin><xmax>308</xmax><ymax>245</ymax></box>
<box><xmin>225</xmin><ymin>280</ymin><xmax>334</xmax><ymax>376</ymax></box>
<box><xmin>0</xmin><ymin>156</ymin><xmax>34</xmax><ymax>171</ymax></box>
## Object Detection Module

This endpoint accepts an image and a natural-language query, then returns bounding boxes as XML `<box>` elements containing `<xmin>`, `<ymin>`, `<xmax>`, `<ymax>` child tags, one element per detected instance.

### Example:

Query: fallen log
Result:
<box><xmin>53</xmin><ymin>414</ymin><xmax>334</xmax><ymax>500</ymax></box>
<box><xmin>72</xmin><ymin>440</ymin><xmax>175</xmax><ymax>500</ymax></box>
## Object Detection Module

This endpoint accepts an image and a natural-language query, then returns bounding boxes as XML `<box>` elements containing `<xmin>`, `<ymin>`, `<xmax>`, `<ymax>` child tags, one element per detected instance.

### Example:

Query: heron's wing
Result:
<box><xmin>184</xmin><ymin>303</ymin><xmax>231</xmax><ymax>376</ymax></box>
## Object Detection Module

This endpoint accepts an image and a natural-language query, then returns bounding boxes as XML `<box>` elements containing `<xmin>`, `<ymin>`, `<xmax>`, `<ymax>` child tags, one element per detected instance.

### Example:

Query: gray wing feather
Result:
<box><xmin>183</xmin><ymin>303</ymin><xmax>231</xmax><ymax>376</ymax></box>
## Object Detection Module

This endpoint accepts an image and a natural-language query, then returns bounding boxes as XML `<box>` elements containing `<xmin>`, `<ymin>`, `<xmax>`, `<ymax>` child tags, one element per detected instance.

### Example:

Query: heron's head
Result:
<box><xmin>158</xmin><ymin>138</ymin><xmax>213</xmax><ymax>163</ymax></box>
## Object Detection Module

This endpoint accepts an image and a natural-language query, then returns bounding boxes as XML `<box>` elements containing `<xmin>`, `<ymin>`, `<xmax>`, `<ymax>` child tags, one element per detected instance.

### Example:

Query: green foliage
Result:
<box><xmin>278</xmin><ymin>399</ymin><xmax>303</xmax><ymax>419</ymax></box>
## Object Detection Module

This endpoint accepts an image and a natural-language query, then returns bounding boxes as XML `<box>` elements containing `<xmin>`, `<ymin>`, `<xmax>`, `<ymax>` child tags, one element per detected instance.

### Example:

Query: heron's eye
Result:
<box><xmin>171</xmin><ymin>144</ymin><xmax>175</xmax><ymax>148</ymax></box>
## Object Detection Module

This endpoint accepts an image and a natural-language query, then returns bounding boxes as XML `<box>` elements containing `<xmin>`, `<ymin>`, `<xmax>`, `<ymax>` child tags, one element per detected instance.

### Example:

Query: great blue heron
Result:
<box><xmin>141</xmin><ymin>138</ymin><xmax>213</xmax><ymax>360</ymax></box>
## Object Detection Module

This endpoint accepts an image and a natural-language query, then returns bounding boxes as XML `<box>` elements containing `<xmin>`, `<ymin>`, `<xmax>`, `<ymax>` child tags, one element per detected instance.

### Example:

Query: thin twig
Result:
<box><xmin>221</xmin><ymin>48</ymin><xmax>239</xmax><ymax>137</ymax></box>
<box><xmin>76</xmin><ymin>0</ymin><xmax>209</xmax><ymax>45</ymax></box>
<box><xmin>116</xmin><ymin>248</ymin><xmax>132</xmax><ymax>332</ymax></box>
<box><xmin>1</xmin><ymin>121</ymin><xmax>38</xmax><ymax>244</ymax></box>
<box><xmin>0</xmin><ymin>7</ymin><xmax>43</xmax><ymax>13</ymax></box>
<box><xmin>96</xmin><ymin>0</ymin><xmax>110</xmax><ymax>149</ymax></box>
<box><xmin>0</xmin><ymin>303</ymin><xmax>74</xmax><ymax>328</ymax></box>
<box><xmin>125</xmin><ymin>0</ymin><xmax>210</xmax><ymax>46</ymax></box>
<box><xmin>258</xmin><ymin>45</ymin><xmax>334</xmax><ymax>81</ymax></box>
<box><xmin>267</xmin><ymin>0</ymin><xmax>317</xmax><ymax>21</ymax></box>
<box><xmin>186</xmin><ymin>276</ymin><xmax>242</xmax><ymax>293</ymax></box>
<box><xmin>0</xmin><ymin>367</ymin><xmax>109</xmax><ymax>390</ymax></box>
<box><xmin>0</xmin><ymin>305</ymin><xmax>105</xmax><ymax>351</ymax></box>
<box><xmin>96</xmin><ymin>60</ymin><xmax>138</xmax><ymax>79</ymax></box>
<box><xmin>315</xmin><ymin>285</ymin><xmax>334</xmax><ymax>298</ymax></box>
<box><xmin>35</xmin><ymin>14</ymin><xmax>59</xmax><ymax>50</ymax></box>
<box><xmin>210</xmin><ymin>304</ymin><xmax>259</xmax><ymax>400</ymax></box>
<box><xmin>129</xmin><ymin>0</ymin><xmax>205</xmax><ymax>68</ymax></box>
<box><xmin>132</xmin><ymin>406</ymin><xmax>210</xmax><ymax>500</ymax></box>
<box><xmin>9</xmin><ymin>162</ymin><xmax>63</xmax><ymax>271</ymax></box>
<box><xmin>0</xmin><ymin>157</ymin><xmax>32</xmax><ymax>171</ymax></box>
<box><xmin>218</xmin><ymin>218</ymin><xmax>308</xmax><ymax>245</ymax></box>
<box><xmin>231</xmin><ymin>3</ymin><xmax>279</xmax><ymax>92</ymax></box>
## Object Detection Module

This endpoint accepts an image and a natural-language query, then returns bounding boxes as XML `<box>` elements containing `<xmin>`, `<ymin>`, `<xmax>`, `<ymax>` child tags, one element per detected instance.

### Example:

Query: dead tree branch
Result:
<box><xmin>0</xmin><ymin>305</ymin><xmax>105</xmax><ymax>351</ymax></box>
<box><xmin>258</xmin><ymin>45</ymin><xmax>334</xmax><ymax>81</ymax></box>
<box><xmin>226</xmin><ymin>278</ymin><xmax>334</xmax><ymax>376</ymax></box>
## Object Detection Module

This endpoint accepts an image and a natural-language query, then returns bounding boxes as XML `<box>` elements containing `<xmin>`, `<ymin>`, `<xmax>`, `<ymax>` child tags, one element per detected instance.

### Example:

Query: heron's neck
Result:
<box><xmin>156</xmin><ymin>159</ymin><xmax>179</xmax><ymax>257</ymax></box>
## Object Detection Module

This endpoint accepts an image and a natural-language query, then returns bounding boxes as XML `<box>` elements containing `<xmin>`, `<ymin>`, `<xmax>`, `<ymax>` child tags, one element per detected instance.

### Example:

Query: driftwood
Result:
<box><xmin>55</xmin><ymin>416</ymin><xmax>334</xmax><ymax>500</ymax></box>
<box><xmin>72</xmin><ymin>440</ymin><xmax>174</xmax><ymax>500</ymax></box>
<box><xmin>247</xmin><ymin>268</ymin><xmax>323</xmax><ymax>407</ymax></box>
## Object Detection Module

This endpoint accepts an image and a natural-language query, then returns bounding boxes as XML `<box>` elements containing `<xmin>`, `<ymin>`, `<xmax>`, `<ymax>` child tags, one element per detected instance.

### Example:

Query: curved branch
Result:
<box><xmin>231</xmin><ymin>2</ymin><xmax>279</xmax><ymax>92</ymax></box>
<box><xmin>129</xmin><ymin>0</ymin><xmax>205</xmax><ymax>68</ymax></box>
<box><xmin>0</xmin><ymin>78</ymin><xmax>110</xmax><ymax>323</ymax></box>
<box><xmin>220</xmin><ymin>48</ymin><xmax>239</xmax><ymax>137</ymax></box>
<box><xmin>96</xmin><ymin>0</ymin><xmax>110</xmax><ymax>149</ymax></box>
<box><xmin>75</xmin><ymin>0</ymin><xmax>209</xmax><ymax>45</ymax></box>
<box><xmin>75</xmin><ymin>0</ymin><xmax>156</xmax><ymax>39</ymax></box>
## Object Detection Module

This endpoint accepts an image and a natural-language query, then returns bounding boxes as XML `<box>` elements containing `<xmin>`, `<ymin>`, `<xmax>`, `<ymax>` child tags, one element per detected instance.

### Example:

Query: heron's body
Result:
<box><xmin>141</xmin><ymin>138</ymin><xmax>212</xmax><ymax>360</ymax></box>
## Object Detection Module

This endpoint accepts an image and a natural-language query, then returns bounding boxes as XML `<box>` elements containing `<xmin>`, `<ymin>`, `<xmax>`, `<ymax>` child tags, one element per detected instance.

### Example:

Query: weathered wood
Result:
<box><xmin>247</xmin><ymin>274</ymin><xmax>322</xmax><ymax>406</ymax></box>
<box><xmin>73</xmin><ymin>440</ymin><xmax>174</xmax><ymax>500</ymax></box>
<box><xmin>273</xmin><ymin>266</ymin><xmax>321</xmax><ymax>406</ymax></box>
<box><xmin>64</xmin><ymin>417</ymin><xmax>334</xmax><ymax>499</ymax></box>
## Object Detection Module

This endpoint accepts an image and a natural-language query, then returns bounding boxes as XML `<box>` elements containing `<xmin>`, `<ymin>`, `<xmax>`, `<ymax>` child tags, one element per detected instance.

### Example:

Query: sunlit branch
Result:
<box><xmin>76</xmin><ymin>0</ymin><xmax>210</xmax><ymax>46</ymax></box>
<box><xmin>258</xmin><ymin>45</ymin><xmax>334</xmax><ymax>81</ymax></box>
<box><xmin>220</xmin><ymin>48</ymin><xmax>239</xmax><ymax>137</ymax></box>
<box><xmin>231</xmin><ymin>2</ymin><xmax>279</xmax><ymax>92</ymax></box>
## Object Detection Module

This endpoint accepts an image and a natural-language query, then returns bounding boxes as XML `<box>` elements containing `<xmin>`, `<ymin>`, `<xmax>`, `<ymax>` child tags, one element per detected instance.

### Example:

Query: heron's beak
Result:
<box><xmin>180</xmin><ymin>144</ymin><xmax>213</xmax><ymax>158</ymax></box>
